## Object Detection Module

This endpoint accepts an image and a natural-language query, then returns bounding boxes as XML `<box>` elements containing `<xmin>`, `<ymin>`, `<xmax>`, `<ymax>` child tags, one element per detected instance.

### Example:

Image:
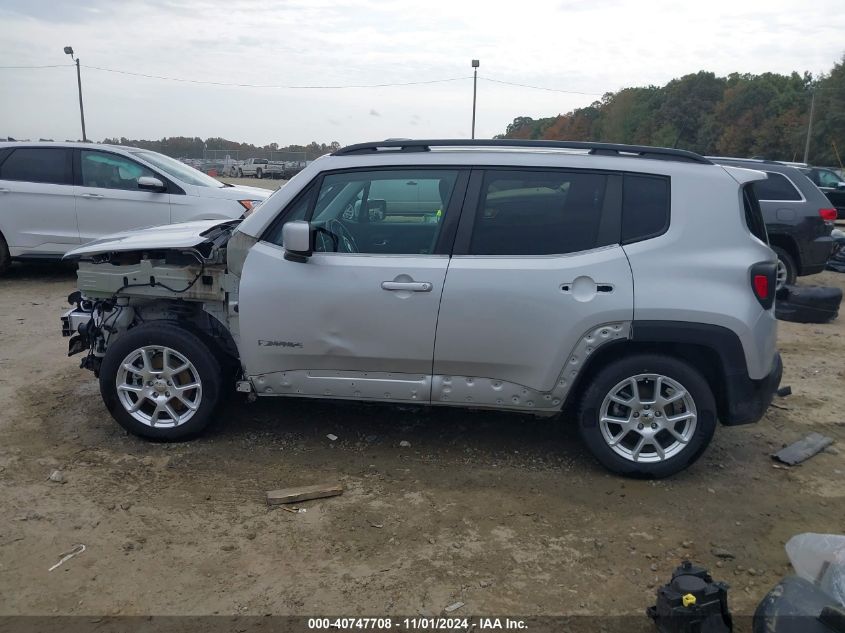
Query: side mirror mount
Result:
<box><xmin>282</xmin><ymin>220</ymin><xmax>313</xmax><ymax>262</ymax></box>
<box><xmin>137</xmin><ymin>176</ymin><xmax>167</xmax><ymax>193</ymax></box>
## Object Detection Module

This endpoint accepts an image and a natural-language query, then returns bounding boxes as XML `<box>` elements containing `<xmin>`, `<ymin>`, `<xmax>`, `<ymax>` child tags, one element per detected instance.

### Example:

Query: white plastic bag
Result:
<box><xmin>785</xmin><ymin>533</ymin><xmax>845</xmax><ymax>606</ymax></box>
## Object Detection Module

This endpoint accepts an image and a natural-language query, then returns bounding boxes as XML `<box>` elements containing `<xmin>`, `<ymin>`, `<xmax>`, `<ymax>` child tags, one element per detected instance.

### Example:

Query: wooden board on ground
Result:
<box><xmin>266</xmin><ymin>483</ymin><xmax>344</xmax><ymax>506</ymax></box>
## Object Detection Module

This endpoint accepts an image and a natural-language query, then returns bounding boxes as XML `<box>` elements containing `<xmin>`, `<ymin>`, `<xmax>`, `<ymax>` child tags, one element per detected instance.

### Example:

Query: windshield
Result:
<box><xmin>130</xmin><ymin>150</ymin><xmax>225</xmax><ymax>188</ymax></box>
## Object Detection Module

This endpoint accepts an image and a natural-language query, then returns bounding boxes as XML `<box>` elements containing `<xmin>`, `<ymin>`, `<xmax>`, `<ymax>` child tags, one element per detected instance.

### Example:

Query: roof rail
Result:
<box><xmin>706</xmin><ymin>155</ymin><xmax>797</xmax><ymax>166</ymax></box>
<box><xmin>333</xmin><ymin>139</ymin><xmax>713</xmax><ymax>164</ymax></box>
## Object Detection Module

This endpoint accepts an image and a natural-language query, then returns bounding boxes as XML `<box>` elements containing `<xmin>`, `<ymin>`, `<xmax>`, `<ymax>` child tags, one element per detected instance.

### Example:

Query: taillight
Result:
<box><xmin>750</xmin><ymin>262</ymin><xmax>777</xmax><ymax>310</ymax></box>
<box><xmin>753</xmin><ymin>274</ymin><xmax>769</xmax><ymax>300</ymax></box>
<box><xmin>820</xmin><ymin>208</ymin><xmax>837</xmax><ymax>222</ymax></box>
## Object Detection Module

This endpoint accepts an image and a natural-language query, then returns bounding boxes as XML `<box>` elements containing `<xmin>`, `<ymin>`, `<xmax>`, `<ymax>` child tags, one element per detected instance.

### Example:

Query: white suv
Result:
<box><xmin>61</xmin><ymin>140</ymin><xmax>783</xmax><ymax>478</ymax></box>
<box><xmin>0</xmin><ymin>142</ymin><xmax>269</xmax><ymax>273</ymax></box>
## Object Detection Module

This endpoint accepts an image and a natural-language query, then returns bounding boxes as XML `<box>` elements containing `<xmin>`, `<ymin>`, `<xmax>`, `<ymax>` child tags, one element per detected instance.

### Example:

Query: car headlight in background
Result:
<box><xmin>238</xmin><ymin>199</ymin><xmax>263</xmax><ymax>216</ymax></box>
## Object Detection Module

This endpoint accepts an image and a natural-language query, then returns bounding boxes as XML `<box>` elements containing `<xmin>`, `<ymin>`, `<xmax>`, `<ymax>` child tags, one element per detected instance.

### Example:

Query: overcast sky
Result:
<box><xmin>1</xmin><ymin>0</ymin><xmax>843</xmax><ymax>147</ymax></box>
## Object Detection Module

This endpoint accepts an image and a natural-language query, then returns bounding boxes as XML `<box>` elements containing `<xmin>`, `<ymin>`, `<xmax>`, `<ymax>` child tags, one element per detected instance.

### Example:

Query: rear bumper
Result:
<box><xmin>721</xmin><ymin>352</ymin><xmax>782</xmax><ymax>426</ymax></box>
<box><xmin>798</xmin><ymin>235</ymin><xmax>834</xmax><ymax>276</ymax></box>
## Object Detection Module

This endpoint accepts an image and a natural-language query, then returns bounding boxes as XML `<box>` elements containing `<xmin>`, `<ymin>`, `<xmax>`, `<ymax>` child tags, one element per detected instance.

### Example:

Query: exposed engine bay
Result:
<box><xmin>61</xmin><ymin>220</ymin><xmax>244</xmax><ymax>376</ymax></box>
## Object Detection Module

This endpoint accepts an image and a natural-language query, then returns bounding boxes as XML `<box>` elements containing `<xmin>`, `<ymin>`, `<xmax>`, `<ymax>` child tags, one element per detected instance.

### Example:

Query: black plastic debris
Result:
<box><xmin>776</xmin><ymin>285</ymin><xmax>842</xmax><ymax>324</ymax></box>
<box><xmin>753</xmin><ymin>576</ymin><xmax>845</xmax><ymax>633</ymax></box>
<box><xmin>777</xmin><ymin>385</ymin><xmax>793</xmax><ymax>398</ymax></box>
<box><xmin>647</xmin><ymin>561</ymin><xmax>733</xmax><ymax>633</ymax></box>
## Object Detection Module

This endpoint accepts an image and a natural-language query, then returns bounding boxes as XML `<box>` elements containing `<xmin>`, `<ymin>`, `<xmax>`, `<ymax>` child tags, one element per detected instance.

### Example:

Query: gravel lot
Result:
<box><xmin>0</xmin><ymin>252</ymin><xmax>843</xmax><ymax>617</ymax></box>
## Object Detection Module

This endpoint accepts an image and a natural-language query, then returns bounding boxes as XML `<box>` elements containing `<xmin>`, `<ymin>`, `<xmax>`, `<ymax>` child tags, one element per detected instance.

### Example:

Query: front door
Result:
<box><xmin>75</xmin><ymin>149</ymin><xmax>171</xmax><ymax>242</ymax></box>
<box><xmin>238</xmin><ymin>167</ymin><xmax>467</xmax><ymax>403</ymax></box>
<box><xmin>433</xmin><ymin>168</ymin><xmax>636</xmax><ymax>412</ymax></box>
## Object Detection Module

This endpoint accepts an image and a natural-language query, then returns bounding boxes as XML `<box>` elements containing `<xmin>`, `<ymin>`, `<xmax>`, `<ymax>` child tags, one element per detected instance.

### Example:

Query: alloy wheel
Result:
<box><xmin>598</xmin><ymin>373</ymin><xmax>697</xmax><ymax>463</ymax></box>
<box><xmin>115</xmin><ymin>345</ymin><xmax>202</xmax><ymax>428</ymax></box>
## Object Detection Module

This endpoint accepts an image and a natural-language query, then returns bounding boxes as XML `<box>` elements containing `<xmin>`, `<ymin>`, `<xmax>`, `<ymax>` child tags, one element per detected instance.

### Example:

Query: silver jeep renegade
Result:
<box><xmin>62</xmin><ymin>140</ymin><xmax>783</xmax><ymax>477</ymax></box>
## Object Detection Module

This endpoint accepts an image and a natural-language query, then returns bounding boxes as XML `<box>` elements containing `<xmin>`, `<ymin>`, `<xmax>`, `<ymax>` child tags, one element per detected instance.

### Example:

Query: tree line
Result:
<box><xmin>499</xmin><ymin>55</ymin><xmax>845</xmax><ymax>166</ymax></box>
<box><xmin>99</xmin><ymin>137</ymin><xmax>342</xmax><ymax>161</ymax></box>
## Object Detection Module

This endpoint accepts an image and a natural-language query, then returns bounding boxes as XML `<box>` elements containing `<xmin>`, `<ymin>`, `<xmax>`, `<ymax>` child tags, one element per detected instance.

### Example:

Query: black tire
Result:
<box><xmin>0</xmin><ymin>232</ymin><xmax>10</xmax><ymax>275</ymax></box>
<box><xmin>237</xmin><ymin>168</ymin><xmax>243</xmax><ymax>178</ymax></box>
<box><xmin>256</xmin><ymin>169</ymin><xmax>263</xmax><ymax>179</ymax></box>
<box><xmin>99</xmin><ymin>322</ymin><xmax>222</xmax><ymax>440</ymax></box>
<box><xmin>577</xmin><ymin>354</ymin><xmax>717</xmax><ymax>478</ymax></box>
<box><xmin>772</xmin><ymin>245</ymin><xmax>797</xmax><ymax>290</ymax></box>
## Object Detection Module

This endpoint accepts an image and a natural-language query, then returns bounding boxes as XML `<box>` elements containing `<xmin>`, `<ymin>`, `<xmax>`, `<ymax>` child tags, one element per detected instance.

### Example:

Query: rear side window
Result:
<box><xmin>621</xmin><ymin>174</ymin><xmax>670</xmax><ymax>243</ymax></box>
<box><xmin>743</xmin><ymin>184</ymin><xmax>768</xmax><ymax>243</ymax></box>
<box><xmin>469</xmin><ymin>170</ymin><xmax>610</xmax><ymax>255</ymax></box>
<box><xmin>0</xmin><ymin>148</ymin><xmax>72</xmax><ymax>185</ymax></box>
<box><xmin>753</xmin><ymin>172</ymin><xmax>801</xmax><ymax>201</ymax></box>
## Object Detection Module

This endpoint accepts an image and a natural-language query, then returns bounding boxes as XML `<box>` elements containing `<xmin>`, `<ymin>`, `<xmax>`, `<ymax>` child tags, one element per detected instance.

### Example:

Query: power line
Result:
<box><xmin>481</xmin><ymin>76</ymin><xmax>604</xmax><ymax>96</ymax></box>
<box><xmin>0</xmin><ymin>64</ymin><xmax>73</xmax><ymax>69</ymax></box>
<box><xmin>0</xmin><ymin>63</ymin><xmax>603</xmax><ymax>96</ymax></box>
<box><xmin>82</xmin><ymin>64</ymin><xmax>474</xmax><ymax>89</ymax></box>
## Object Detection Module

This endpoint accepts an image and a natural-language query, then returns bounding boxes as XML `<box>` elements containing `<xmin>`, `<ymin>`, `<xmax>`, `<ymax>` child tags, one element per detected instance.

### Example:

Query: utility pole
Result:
<box><xmin>64</xmin><ymin>46</ymin><xmax>87</xmax><ymax>141</ymax></box>
<box><xmin>471</xmin><ymin>59</ymin><xmax>479</xmax><ymax>139</ymax></box>
<box><xmin>803</xmin><ymin>89</ymin><xmax>815</xmax><ymax>164</ymax></box>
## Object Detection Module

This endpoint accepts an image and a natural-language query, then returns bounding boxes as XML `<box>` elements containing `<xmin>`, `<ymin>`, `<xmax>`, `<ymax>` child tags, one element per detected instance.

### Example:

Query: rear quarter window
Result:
<box><xmin>753</xmin><ymin>172</ymin><xmax>802</xmax><ymax>201</ymax></box>
<box><xmin>742</xmin><ymin>184</ymin><xmax>768</xmax><ymax>243</ymax></box>
<box><xmin>621</xmin><ymin>174</ymin><xmax>670</xmax><ymax>244</ymax></box>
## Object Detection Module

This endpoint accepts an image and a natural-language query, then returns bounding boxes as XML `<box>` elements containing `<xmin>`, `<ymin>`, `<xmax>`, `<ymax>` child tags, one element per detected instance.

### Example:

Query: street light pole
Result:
<box><xmin>803</xmin><ymin>89</ymin><xmax>815</xmax><ymax>165</ymax></box>
<box><xmin>64</xmin><ymin>46</ymin><xmax>87</xmax><ymax>142</ymax></box>
<box><xmin>471</xmin><ymin>59</ymin><xmax>479</xmax><ymax>139</ymax></box>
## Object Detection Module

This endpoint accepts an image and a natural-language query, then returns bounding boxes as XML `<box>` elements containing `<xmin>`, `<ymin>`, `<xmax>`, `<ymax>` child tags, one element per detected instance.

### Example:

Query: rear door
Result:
<box><xmin>74</xmin><ymin>149</ymin><xmax>171</xmax><ymax>242</ymax></box>
<box><xmin>0</xmin><ymin>146</ymin><xmax>78</xmax><ymax>256</ymax></box>
<box><xmin>432</xmin><ymin>168</ymin><xmax>634</xmax><ymax>411</ymax></box>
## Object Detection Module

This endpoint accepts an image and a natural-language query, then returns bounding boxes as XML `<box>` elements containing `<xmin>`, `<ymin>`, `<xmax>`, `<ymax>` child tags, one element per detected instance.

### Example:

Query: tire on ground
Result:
<box><xmin>577</xmin><ymin>353</ymin><xmax>717</xmax><ymax>478</ymax></box>
<box><xmin>99</xmin><ymin>322</ymin><xmax>223</xmax><ymax>440</ymax></box>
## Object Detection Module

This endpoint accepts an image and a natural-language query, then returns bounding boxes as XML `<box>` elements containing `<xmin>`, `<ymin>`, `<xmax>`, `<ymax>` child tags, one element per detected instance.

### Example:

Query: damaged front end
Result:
<box><xmin>61</xmin><ymin>220</ymin><xmax>244</xmax><ymax>375</ymax></box>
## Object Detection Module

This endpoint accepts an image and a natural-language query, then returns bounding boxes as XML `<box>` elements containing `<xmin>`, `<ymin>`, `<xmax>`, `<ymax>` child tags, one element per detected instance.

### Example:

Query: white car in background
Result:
<box><xmin>0</xmin><ymin>142</ymin><xmax>270</xmax><ymax>273</ymax></box>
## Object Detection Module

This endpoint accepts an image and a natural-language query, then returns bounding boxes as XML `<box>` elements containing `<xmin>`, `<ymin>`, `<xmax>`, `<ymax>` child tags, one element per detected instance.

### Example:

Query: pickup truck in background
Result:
<box><xmin>237</xmin><ymin>158</ymin><xmax>283</xmax><ymax>179</ymax></box>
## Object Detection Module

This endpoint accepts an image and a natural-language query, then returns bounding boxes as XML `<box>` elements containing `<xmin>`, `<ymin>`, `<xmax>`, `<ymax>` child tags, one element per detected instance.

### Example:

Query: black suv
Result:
<box><xmin>800</xmin><ymin>166</ymin><xmax>845</xmax><ymax>219</ymax></box>
<box><xmin>710</xmin><ymin>158</ymin><xmax>835</xmax><ymax>288</ymax></box>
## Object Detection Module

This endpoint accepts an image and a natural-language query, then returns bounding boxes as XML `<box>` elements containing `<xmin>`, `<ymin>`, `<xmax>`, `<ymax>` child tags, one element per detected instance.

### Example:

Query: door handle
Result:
<box><xmin>80</xmin><ymin>193</ymin><xmax>104</xmax><ymax>199</ymax></box>
<box><xmin>381</xmin><ymin>281</ymin><xmax>432</xmax><ymax>292</ymax></box>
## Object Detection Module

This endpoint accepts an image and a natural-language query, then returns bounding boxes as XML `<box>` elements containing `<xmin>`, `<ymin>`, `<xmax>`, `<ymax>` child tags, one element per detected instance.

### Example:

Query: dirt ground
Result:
<box><xmin>0</xmin><ymin>259</ymin><xmax>843</xmax><ymax>619</ymax></box>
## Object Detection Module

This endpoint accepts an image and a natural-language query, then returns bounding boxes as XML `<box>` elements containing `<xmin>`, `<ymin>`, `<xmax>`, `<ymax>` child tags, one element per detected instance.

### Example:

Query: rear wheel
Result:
<box><xmin>256</xmin><ymin>168</ymin><xmax>263</xmax><ymax>179</ymax></box>
<box><xmin>237</xmin><ymin>168</ymin><xmax>243</xmax><ymax>178</ymax></box>
<box><xmin>578</xmin><ymin>354</ymin><xmax>717</xmax><ymax>478</ymax></box>
<box><xmin>0</xmin><ymin>232</ymin><xmax>9</xmax><ymax>275</ymax></box>
<box><xmin>772</xmin><ymin>245</ymin><xmax>797</xmax><ymax>290</ymax></box>
<box><xmin>99</xmin><ymin>322</ymin><xmax>222</xmax><ymax>440</ymax></box>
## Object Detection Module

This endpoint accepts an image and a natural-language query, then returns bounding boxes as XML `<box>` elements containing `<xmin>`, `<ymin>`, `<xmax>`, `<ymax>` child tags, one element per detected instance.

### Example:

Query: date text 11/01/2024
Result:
<box><xmin>306</xmin><ymin>618</ymin><xmax>528</xmax><ymax>630</ymax></box>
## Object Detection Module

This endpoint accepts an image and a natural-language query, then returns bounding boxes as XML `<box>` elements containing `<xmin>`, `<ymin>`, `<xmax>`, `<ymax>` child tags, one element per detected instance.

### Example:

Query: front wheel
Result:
<box><xmin>256</xmin><ymin>169</ymin><xmax>263</xmax><ymax>179</ymax></box>
<box><xmin>577</xmin><ymin>354</ymin><xmax>717</xmax><ymax>478</ymax></box>
<box><xmin>99</xmin><ymin>322</ymin><xmax>223</xmax><ymax>440</ymax></box>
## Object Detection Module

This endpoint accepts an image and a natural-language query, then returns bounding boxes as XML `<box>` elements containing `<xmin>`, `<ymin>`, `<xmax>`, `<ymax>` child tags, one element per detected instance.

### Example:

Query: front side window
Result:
<box><xmin>469</xmin><ymin>170</ymin><xmax>610</xmax><ymax>256</ymax></box>
<box><xmin>754</xmin><ymin>172</ymin><xmax>802</xmax><ymax>201</ymax></box>
<box><xmin>130</xmin><ymin>150</ymin><xmax>225</xmax><ymax>188</ymax></box>
<box><xmin>816</xmin><ymin>169</ymin><xmax>842</xmax><ymax>188</ymax></box>
<box><xmin>80</xmin><ymin>151</ymin><xmax>156</xmax><ymax>190</ymax></box>
<box><xmin>308</xmin><ymin>169</ymin><xmax>458</xmax><ymax>255</ymax></box>
<box><xmin>0</xmin><ymin>148</ymin><xmax>72</xmax><ymax>185</ymax></box>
